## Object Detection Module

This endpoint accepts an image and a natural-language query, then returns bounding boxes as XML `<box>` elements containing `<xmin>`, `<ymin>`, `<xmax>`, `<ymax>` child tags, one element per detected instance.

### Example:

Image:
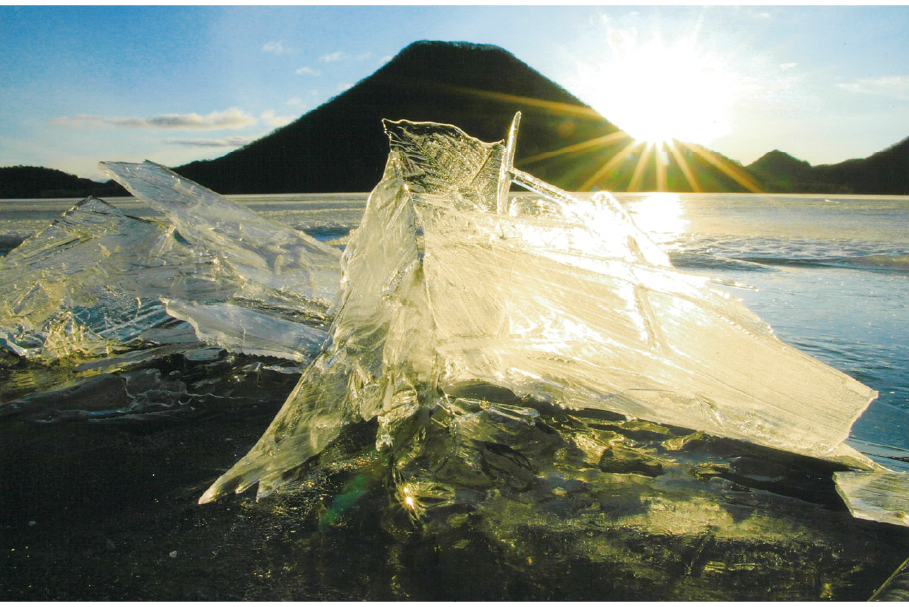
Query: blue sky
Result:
<box><xmin>2</xmin><ymin>5</ymin><xmax>908</xmax><ymax>181</ymax></box>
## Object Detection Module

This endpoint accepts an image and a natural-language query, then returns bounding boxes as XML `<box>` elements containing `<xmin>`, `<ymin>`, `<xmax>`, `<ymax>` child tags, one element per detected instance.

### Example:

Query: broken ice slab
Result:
<box><xmin>0</xmin><ymin>197</ymin><xmax>237</xmax><ymax>360</ymax></box>
<box><xmin>101</xmin><ymin>161</ymin><xmax>342</xmax><ymax>316</ymax></box>
<box><xmin>835</xmin><ymin>469</ymin><xmax>909</xmax><ymax>527</ymax></box>
<box><xmin>202</xmin><ymin>115</ymin><xmax>878</xmax><ymax>505</ymax></box>
<box><xmin>1</xmin><ymin>165</ymin><xmax>345</xmax><ymax>363</ymax></box>
<box><xmin>163</xmin><ymin>299</ymin><xmax>328</xmax><ymax>362</ymax></box>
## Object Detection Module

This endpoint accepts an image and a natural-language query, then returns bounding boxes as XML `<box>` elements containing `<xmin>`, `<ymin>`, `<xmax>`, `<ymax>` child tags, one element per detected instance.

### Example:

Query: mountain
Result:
<box><xmin>748</xmin><ymin>136</ymin><xmax>909</xmax><ymax>195</ymax></box>
<box><xmin>0</xmin><ymin>166</ymin><xmax>127</xmax><ymax>199</ymax></box>
<box><xmin>175</xmin><ymin>41</ymin><xmax>761</xmax><ymax>194</ymax></box>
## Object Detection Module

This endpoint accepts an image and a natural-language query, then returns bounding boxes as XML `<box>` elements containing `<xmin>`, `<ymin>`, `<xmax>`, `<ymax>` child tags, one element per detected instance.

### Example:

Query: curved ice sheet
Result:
<box><xmin>202</xmin><ymin>115</ymin><xmax>877</xmax><ymax>506</ymax></box>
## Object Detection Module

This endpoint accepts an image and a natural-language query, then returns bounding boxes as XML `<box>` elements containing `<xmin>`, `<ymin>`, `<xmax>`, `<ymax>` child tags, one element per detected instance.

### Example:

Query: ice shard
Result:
<box><xmin>101</xmin><ymin>161</ymin><xmax>342</xmax><ymax>318</ymax></box>
<box><xmin>0</xmin><ymin>197</ymin><xmax>235</xmax><ymax>359</ymax></box>
<box><xmin>163</xmin><ymin>299</ymin><xmax>328</xmax><ymax>362</ymax></box>
<box><xmin>834</xmin><ymin>468</ymin><xmax>909</xmax><ymax>526</ymax></box>
<box><xmin>1</xmin><ymin>163</ymin><xmax>343</xmax><ymax>363</ymax></box>
<box><xmin>201</xmin><ymin>114</ymin><xmax>878</xmax><ymax>506</ymax></box>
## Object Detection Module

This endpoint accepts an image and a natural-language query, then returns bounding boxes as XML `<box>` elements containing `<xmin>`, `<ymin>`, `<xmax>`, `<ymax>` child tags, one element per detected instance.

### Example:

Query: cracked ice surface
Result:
<box><xmin>202</xmin><ymin>115</ymin><xmax>877</xmax><ymax>504</ymax></box>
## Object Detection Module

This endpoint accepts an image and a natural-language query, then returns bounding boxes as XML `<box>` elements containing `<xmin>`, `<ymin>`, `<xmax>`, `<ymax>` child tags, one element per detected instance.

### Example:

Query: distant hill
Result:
<box><xmin>174</xmin><ymin>40</ymin><xmax>763</xmax><ymax>194</ymax></box>
<box><xmin>748</xmin><ymin>136</ymin><xmax>909</xmax><ymax>195</ymax></box>
<box><xmin>0</xmin><ymin>166</ymin><xmax>127</xmax><ymax>199</ymax></box>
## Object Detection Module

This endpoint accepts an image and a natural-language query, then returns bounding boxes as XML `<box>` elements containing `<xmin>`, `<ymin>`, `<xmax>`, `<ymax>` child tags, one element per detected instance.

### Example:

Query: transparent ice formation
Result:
<box><xmin>0</xmin><ymin>163</ymin><xmax>342</xmax><ymax>362</ymax></box>
<box><xmin>835</xmin><ymin>468</ymin><xmax>909</xmax><ymax>527</ymax></box>
<box><xmin>163</xmin><ymin>299</ymin><xmax>328</xmax><ymax>362</ymax></box>
<box><xmin>201</xmin><ymin>114</ymin><xmax>882</xmax><ymax>511</ymax></box>
<box><xmin>0</xmin><ymin>197</ymin><xmax>235</xmax><ymax>359</ymax></box>
<box><xmin>101</xmin><ymin>161</ymin><xmax>342</xmax><ymax>318</ymax></box>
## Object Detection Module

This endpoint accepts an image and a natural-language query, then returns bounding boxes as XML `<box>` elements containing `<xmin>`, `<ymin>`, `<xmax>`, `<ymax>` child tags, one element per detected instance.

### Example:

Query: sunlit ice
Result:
<box><xmin>572</xmin><ymin>37</ymin><xmax>738</xmax><ymax>147</ymax></box>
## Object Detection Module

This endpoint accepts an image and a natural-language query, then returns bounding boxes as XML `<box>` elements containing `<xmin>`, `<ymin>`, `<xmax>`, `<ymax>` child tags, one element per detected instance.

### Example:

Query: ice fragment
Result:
<box><xmin>834</xmin><ymin>469</ymin><xmax>909</xmax><ymax>527</ymax></box>
<box><xmin>101</xmin><ymin>161</ymin><xmax>342</xmax><ymax>316</ymax></box>
<box><xmin>201</xmin><ymin>114</ymin><xmax>878</xmax><ymax>506</ymax></box>
<box><xmin>1</xmin><ymin>163</ymin><xmax>343</xmax><ymax>363</ymax></box>
<box><xmin>163</xmin><ymin>299</ymin><xmax>328</xmax><ymax>362</ymax></box>
<box><xmin>0</xmin><ymin>197</ymin><xmax>233</xmax><ymax>359</ymax></box>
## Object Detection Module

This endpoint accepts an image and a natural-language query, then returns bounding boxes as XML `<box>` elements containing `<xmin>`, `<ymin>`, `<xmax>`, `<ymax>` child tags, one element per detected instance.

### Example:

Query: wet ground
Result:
<box><xmin>2</xmin><ymin>351</ymin><xmax>909</xmax><ymax>600</ymax></box>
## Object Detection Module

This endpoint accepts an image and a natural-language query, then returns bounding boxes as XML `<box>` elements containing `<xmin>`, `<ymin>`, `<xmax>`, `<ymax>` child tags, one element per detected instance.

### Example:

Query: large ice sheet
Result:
<box><xmin>201</xmin><ymin>115</ymin><xmax>878</xmax><ymax>505</ymax></box>
<box><xmin>101</xmin><ymin>161</ymin><xmax>342</xmax><ymax>317</ymax></box>
<box><xmin>0</xmin><ymin>197</ymin><xmax>234</xmax><ymax>359</ymax></box>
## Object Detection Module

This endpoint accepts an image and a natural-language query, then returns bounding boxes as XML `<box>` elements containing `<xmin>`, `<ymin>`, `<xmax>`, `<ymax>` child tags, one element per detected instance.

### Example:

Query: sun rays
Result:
<box><xmin>441</xmin><ymin>60</ymin><xmax>761</xmax><ymax>193</ymax></box>
<box><xmin>518</xmin><ymin>127</ymin><xmax>760</xmax><ymax>193</ymax></box>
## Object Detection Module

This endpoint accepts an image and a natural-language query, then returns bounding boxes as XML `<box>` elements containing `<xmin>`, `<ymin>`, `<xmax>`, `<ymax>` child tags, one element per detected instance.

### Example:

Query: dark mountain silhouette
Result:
<box><xmin>174</xmin><ymin>40</ymin><xmax>764</xmax><ymax>195</ymax></box>
<box><xmin>5</xmin><ymin>41</ymin><xmax>908</xmax><ymax>197</ymax></box>
<box><xmin>748</xmin><ymin>136</ymin><xmax>909</xmax><ymax>195</ymax></box>
<box><xmin>0</xmin><ymin>166</ymin><xmax>127</xmax><ymax>199</ymax></box>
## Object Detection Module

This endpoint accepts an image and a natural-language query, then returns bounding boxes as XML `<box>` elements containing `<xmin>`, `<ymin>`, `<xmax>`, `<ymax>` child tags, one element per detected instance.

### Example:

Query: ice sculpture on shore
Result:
<box><xmin>201</xmin><ymin>114</ymin><xmax>884</xmax><ymax>513</ymax></box>
<box><xmin>0</xmin><ymin>163</ymin><xmax>339</xmax><ymax>361</ymax></box>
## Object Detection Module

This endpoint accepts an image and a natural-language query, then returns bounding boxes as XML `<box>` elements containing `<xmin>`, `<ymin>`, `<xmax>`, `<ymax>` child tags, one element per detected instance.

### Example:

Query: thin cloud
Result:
<box><xmin>837</xmin><ymin>75</ymin><xmax>909</xmax><ymax>97</ymax></box>
<box><xmin>263</xmin><ymin>41</ymin><xmax>289</xmax><ymax>55</ymax></box>
<box><xmin>166</xmin><ymin>136</ymin><xmax>253</xmax><ymax>148</ymax></box>
<box><xmin>295</xmin><ymin>66</ymin><xmax>321</xmax><ymax>76</ymax></box>
<box><xmin>261</xmin><ymin>110</ymin><xmax>294</xmax><ymax>128</ymax></box>
<box><xmin>51</xmin><ymin>108</ymin><xmax>257</xmax><ymax>131</ymax></box>
<box><xmin>319</xmin><ymin>51</ymin><xmax>347</xmax><ymax>62</ymax></box>
<box><xmin>780</xmin><ymin>62</ymin><xmax>797</xmax><ymax>70</ymax></box>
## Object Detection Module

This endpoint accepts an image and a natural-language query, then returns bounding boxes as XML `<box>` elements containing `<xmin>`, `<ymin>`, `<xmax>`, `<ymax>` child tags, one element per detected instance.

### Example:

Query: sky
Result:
<box><xmin>2</xmin><ymin>5</ymin><xmax>909</xmax><ymax>181</ymax></box>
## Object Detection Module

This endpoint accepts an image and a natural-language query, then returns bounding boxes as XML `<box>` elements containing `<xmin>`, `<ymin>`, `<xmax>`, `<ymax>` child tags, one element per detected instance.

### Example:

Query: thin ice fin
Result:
<box><xmin>496</xmin><ymin>112</ymin><xmax>521</xmax><ymax>214</ymax></box>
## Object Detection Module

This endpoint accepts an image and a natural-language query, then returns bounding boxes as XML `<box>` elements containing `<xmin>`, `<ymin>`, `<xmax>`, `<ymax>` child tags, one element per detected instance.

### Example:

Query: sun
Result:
<box><xmin>572</xmin><ymin>37</ymin><xmax>738</xmax><ymax>147</ymax></box>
